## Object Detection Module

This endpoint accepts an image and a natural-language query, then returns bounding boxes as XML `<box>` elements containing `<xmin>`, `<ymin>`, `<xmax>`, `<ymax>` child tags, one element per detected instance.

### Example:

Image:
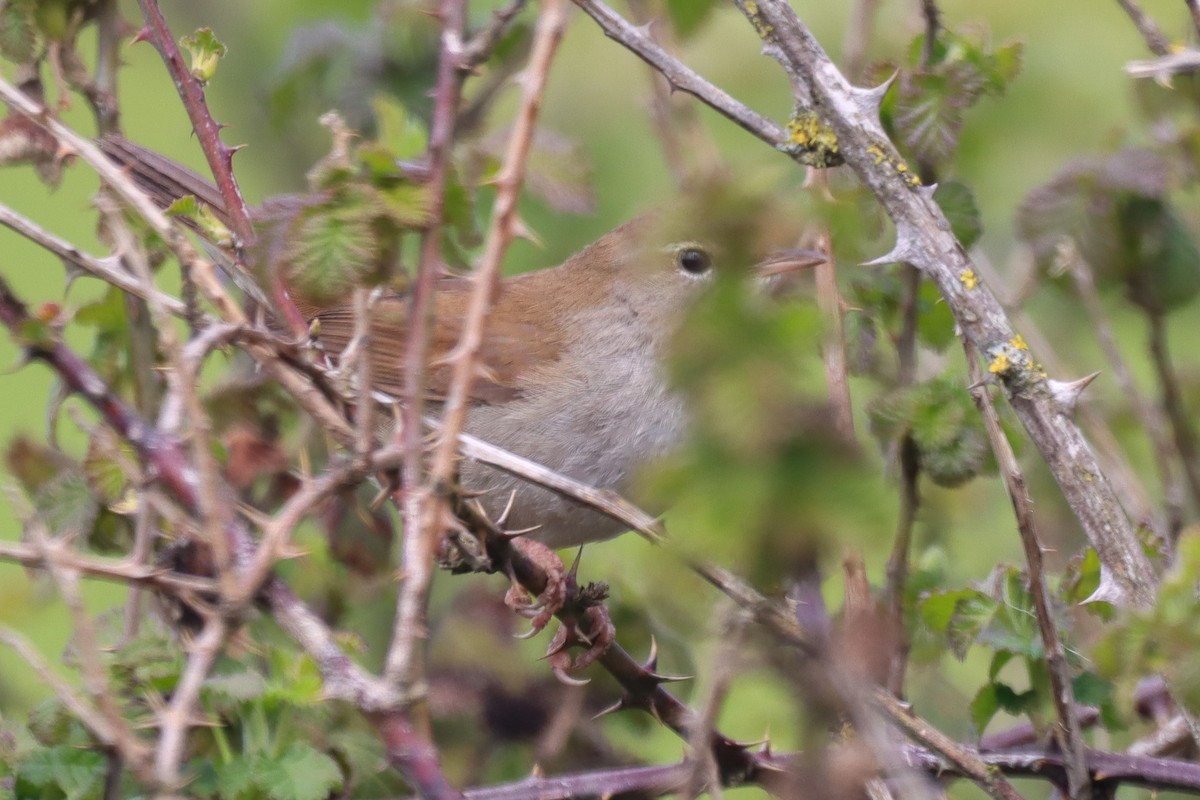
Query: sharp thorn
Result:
<box><xmin>513</xmin><ymin>624</ymin><xmax>542</xmax><ymax>640</ymax></box>
<box><xmin>553</xmin><ymin>666</ymin><xmax>591</xmax><ymax>687</ymax></box>
<box><xmin>567</xmin><ymin>546</ymin><xmax>584</xmax><ymax>581</ymax></box>
<box><xmin>648</xmin><ymin>671</ymin><xmax>693</xmax><ymax>684</ymax></box>
<box><xmin>495</xmin><ymin>490</ymin><xmax>519</xmax><ymax>527</ymax></box>
<box><xmin>644</xmin><ymin>635</ymin><xmax>660</xmax><ymax>671</ymax></box>
<box><xmin>591</xmin><ymin>698</ymin><xmax>629</xmax><ymax>720</ymax></box>
<box><xmin>1047</xmin><ymin>371</ymin><xmax>1101</xmax><ymax>415</ymax></box>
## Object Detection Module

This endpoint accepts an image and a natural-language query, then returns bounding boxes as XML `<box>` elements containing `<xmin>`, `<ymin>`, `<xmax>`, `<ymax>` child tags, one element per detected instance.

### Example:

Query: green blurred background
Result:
<box><xmin>0</xmin><ymin>0</ymin><xmax>1197</xmax><ymax>793</ymax></box>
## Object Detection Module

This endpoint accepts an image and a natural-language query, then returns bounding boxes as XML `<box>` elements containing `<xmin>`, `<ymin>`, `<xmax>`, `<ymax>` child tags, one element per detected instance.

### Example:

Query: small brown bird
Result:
<box><xmin>100</xmin><ymin>136</ymin><xmax>822</xmax><ymax>548</ymax></box>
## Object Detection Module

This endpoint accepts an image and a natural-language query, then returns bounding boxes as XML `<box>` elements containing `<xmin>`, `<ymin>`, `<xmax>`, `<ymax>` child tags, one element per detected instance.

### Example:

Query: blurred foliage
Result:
<box><xmin>4</xmin><ymin>0</ymin><xmax>1200</xmax><ymax>796</ymax></box>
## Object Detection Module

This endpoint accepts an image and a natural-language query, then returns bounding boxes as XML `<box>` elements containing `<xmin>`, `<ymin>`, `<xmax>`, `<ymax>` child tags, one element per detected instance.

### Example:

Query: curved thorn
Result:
<box><xmin>494</xmin><ymin>489</ymin><xmax>519</xmax><ymax>527</ymax></box>
<box><xmin>644</xmin><ymin>635</ymin><xmax>660</xmax><ymax>671</ymax></box>
<box><xmin>553</xmin><ymin>666</ymin><xmax>591</xmax><ymax>687</ymax></box>
<box><xmin>514</xmin><ymin>624</ymin><xmax>542</xmax><ymax>640</ymax></box>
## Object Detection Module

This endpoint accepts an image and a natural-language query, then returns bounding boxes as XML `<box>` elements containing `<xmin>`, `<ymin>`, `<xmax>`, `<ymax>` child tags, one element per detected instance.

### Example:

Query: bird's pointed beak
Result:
<box><xmin>754</xmin><ymin>248</ymin><xmax>828</xmax><ymax>278</ymax></box>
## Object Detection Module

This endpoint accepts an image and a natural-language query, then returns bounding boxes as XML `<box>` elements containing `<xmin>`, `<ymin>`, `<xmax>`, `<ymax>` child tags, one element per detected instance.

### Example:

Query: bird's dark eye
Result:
<box><xmin>676</xmin><ymin>246</ymin><xmax>712</xmax><ymax>276</ymax></box>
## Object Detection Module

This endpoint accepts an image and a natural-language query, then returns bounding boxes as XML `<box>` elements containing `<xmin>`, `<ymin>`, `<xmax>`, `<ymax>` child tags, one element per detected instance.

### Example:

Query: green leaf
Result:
<box><xmin>83</xmin><ymin>428</ymin><xmax>136</xmax><ymax>508</ymax></box>
<box><xmin>868</xmin><ymin>376</ymin><xmax>989</xmax><ymax>487</ymax></box>
<box><xmin>281</xmin><ymin>188</ymin><xmax>394</xmax><ymax>307</ymax></box>
<box><xmin>255</xmin><ymin>743</ymin><xmax>343</xmax><ymax>800</ymax></box>
<box><xmin>1117</xmin><ymin>195</ymin><xmax>1200</xmax><ymax>315</ymax></box>
<box><xmin>5</xmin><ymin>436</ymin><xmax>72</xmax><ymax>494</ymax></box>
<box><xmin>977</xmin><ymin>567</ymin><xmax>1042</xmax><ymax>659</ymax></box>
<box><xmin>970</xmin><ymin>683</ymin><xmax>1001</xmax><ymax>732</ymax></box>
<box><xmin>934</xmin><ymin>181</ymin><xmax>983</xmax><ymax>250</ymax></box>
<box><xmin>891</xmin><ymin>31</ymin><xmax>1024</xmax><ymax>168</ymax></box>
<box><xmin>919</xmin><ymin>587</ymin><xmax>994</xmax><ymax>659</ymax></box>
<box><xmin>914</xmin><ymin>279</ymin><xmax>957</xmax><ymax>351</ymax></box>
<box><xmin>666</xmin><ymin>0</ymin><xmax>718</xmax><ymax>38</ymax></box>
<box><xmin>371</xmin><ymin>96</ymin><xmax>428</xmax><ymax>162</ymax></box>
<box><xmin>179</xmin><ymin>27</ymin><xmax>227</xmax><ymax>83</ymax></box>
<box><xmin>379</xmin><ymin>181</ymin><xmax>432</xmax><ymax>227</ymax></box>
<box><xmin>16</xmin><ymin>745</ymin><xmax>105</xmax><ymax>800</ymax></box>
<box><xmin>1071</xmin><ymin>670</ymin><xmax>1114</xmax><ymax>707</ymax></box>
<box><xmin>0</xmin><ymin>0</ymin><xmax>39</xmax><ymax>63</ymax></box>
<box><xmin>32</xmin><ymin>470</ymin><xmax>99</xmax><ymax>542</ymax></box>
<box><xmin>971</xmin><ymin>680</ymin><xmax>1039</xmax><ymax>733</ymax></box>
<box><xmin>215</xmin><ymin>754</ymin><xmax>257</xmax><ymax>799</ymax></box>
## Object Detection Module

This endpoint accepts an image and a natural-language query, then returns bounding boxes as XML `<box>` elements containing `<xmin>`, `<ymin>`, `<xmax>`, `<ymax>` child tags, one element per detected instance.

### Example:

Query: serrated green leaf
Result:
<box><xmin>282</xmin><ymin>188</ymin><xmax>394</xmax><ymax>306</ymax></box>
<box><xmin>256</xmin><ymin>743</ymin><xmax>343</xmax><ymax>800</ymax></box>
<box><xmin>970</xmin><ymin>683</ymin><xmax>1001</xmax><ymax>732</ymax></box>
<box><xmin>978</xmin><ymin>568</ymin><xmax>1042</xmax><ymax>658</ymax></box>
<box><xmin>988</xmin><ymin>650</ymin><xmax>1015</xmax><ymax>681</ymax></box>
<box><xmin>180</xmin><ymin>27</ymin><xmax>227</xmax><ymax>83</ymax></box>
<box><xmin>892</xmin><ymin>31</ymin><xmax>1024</xmax><ymax>167</ymax></box>
<box><xmin>919</xmin><ymin>587</ymin><xmax>994</xmax><ymax>659</ymax></box>
<box><xmin>32</xmin><ymin>470</ymin><xmax>99</xmax><ymax>542</ymax></box>
<box><xmin>216</xmin><ymin>754</ymin><xmax>257</xmax><ymax>799</ymax></box>
<box><xmin>15</xmin><ymin>746</ymin><xmax>106</xmax><ymax>800</ymax></box>
<box><xmin>0</xmin><ymin>0</ymin><xmax>40</xmax><ymax>63</ymax></box>
<box><xmin>264</xmin><ymin>651</ymin><xmax>324</xmax><ymax>706</ymax></box>
<box><xmin>83</xmin><ymin>428</ymin><xmax>136</xmax><ymax>507</ymax></box>
<box><xmin>379</xmin><ymin>181</ymin><xmax>432</xmax><ymax>227</ymax></box>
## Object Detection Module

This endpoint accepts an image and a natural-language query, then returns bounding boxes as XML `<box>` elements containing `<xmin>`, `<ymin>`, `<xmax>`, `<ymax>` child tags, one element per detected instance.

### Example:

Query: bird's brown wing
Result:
<box><xmin>311</xmin><ymin>280</ymin><xmax>566</xmax><ymax>405</ymax></box>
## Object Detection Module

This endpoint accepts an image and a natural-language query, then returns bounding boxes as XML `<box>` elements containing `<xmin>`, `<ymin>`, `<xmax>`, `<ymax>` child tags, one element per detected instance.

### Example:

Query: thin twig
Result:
<box><xmin>1188</xmin><ymin>0</ymin><xmax>1200</xmax><ymax>41</ymax></box>
<box><xmin>919</xmin><ymin>0</ymin><xmax>941</xmax><ymax>66</ymax></box>
<box><xmin>132</xmin><ymin>0</ymin><xmax>251</xmax><ymax>245</ymax></box>
<box><xmin>965</xmin><ymin>341</ymin><xmax>1092</xmax><ymax>800</ymax></box>
<box><xmin>390</xmin><ymin>0</ymin><xmax>469</xmax><ymax>707</ymax></box>
<box><xmin>0</xmin><ymin>625</ymin><xmax>153</xmax><ymax>777</ymax></box>
<box><xmin>1147</xmin><ymin>310</ymin><xmax>1200</xmax><ymax>510</ymax></box>
<box><xmin>389</xmin><ymin>0</ymin><xmax>568</xmax><ymax>694</ymax></box>
<box><xmin>884</xmin><ymin>435</ymin><xmax>918</xmax><ymax>696</ymax></box>
<box><xmin>1114</xmin><ymin>0</ymin><xmax>1171</xmax><ymax>55</ymax></box>
<box><xmin>155</xmin><ymin>619</ymin><xmax>228</xmax><ymax>789</ymax></box>
<box><xmin>627</xmin><ymin>0</ymin><xmax>725</xmax><ymax>185</ymax></box>
<box><xmin>91</xmin><ymin>0</ymin><xmax>122</xmax><ymax>134</ymax></box>
<box><xmin>842</xmin><ymin>0</ymin><xmax>881</xmax><ymax>80</ymax></box>
<box><xmin>972</xmin><ymin>251</ymin><xmax>1157</xmax><ymax>532</ymax></box>
<box><xmin>0</xmin><ymin>201</ymin><xmax>188</xmax><ymax>316</ymax></box>
<box><xmin>1068</xmin><ymin>253</ymin><xmax>1185</xmax><ymax>536</ymax></box>
<box><xmin>461</xmin><ymin>0</ymin><xmax>529</xmax><ymax>68</ymax></box>
<box><xmin>1127</xmin><ymin>49</ymin><xmax>1200</xmax><ymax>78</ymax></box>
<box><xmin>0</xmin><ymin>540</ymin><xmax>215</xmax><ymax>594</ymax></box>
<box><xmin>571</xmin><ymin>0</ymin><xmax>787</xmax><ymax>147</ymax></box>
<box><xmin>0</xmin><ymin>76</ymin><xmax>246</xmax><ymax>326</ymax></box>
<box><xmin>18</xmin><ymin>520</ymin><xmax>155</xmax><ymax>783</ymax></box>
